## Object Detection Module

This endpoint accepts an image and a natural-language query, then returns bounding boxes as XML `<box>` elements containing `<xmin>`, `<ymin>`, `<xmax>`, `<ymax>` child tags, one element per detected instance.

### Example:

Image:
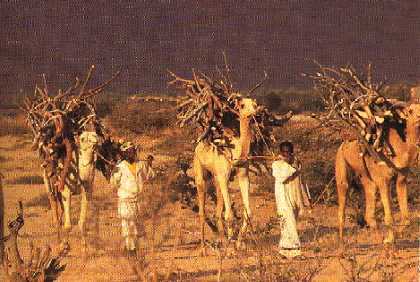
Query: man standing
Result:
<box><xmin>272</xmin><ymin>141</ymin><xmax>306</xmax><ymax>258</ymax></box>
<box><xmin>110</xmin><ymin>142</ymin><xmax>155</xmax><ymax>257</ymax></box>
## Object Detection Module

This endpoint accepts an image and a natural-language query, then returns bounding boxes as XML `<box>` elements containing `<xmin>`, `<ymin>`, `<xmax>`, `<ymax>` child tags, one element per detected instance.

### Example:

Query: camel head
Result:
<box><xmin>410</xmin><ymin>86</ymin><xmax>420</xmax><ymax>104</ymax></box>
<box><xmin>79</xmin><ymin>131</ymin><xmax>99</xmax><ymax>152</ymax></box>
<box><xmin>235</xmin><ymin>97</ymin><xmax>258</xmax><ymax>118</ymax></box>
<box><xmin>404</xmin><ymin>103</ymin><xmax>420</xmax><ymax>148</ymax></box>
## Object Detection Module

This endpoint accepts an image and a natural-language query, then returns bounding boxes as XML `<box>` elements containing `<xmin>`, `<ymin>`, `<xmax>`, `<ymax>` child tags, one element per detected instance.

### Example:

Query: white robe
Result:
<box><xmin>110</xmin><ymin>160</ymin><xmax>155</xmax><ymax>200</ymax></box>
<box><xmin>272</xmin><ymin>159</ymin><xmax>304</xmax><ymax>250</ymax></box>
<box><xmin>110</xmin><ymin>160</ymin><xmax>155</xmax><ymax>250</ymax></box>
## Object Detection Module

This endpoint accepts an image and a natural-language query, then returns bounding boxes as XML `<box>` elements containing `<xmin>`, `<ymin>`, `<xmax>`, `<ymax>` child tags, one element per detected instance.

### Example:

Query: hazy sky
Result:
<box><xmin>0</xmin><ymin>1</ymin><xmax>418</xmax><ymax>98</ymax></box>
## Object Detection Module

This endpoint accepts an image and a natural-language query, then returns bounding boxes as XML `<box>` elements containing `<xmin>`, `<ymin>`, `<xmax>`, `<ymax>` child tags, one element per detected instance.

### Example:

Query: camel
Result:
<box><xmin>336</xmin><ymin>102</ymin><xmax>420</xmax><ymax>244</ymax></box>
<box><xmin>193</xmin><ymin>97</ymin><xmax>258</xmax><ymax>254</ymax></box>
<box><xmin>43</xmin><ymin>130</ymin><xmax>99</xmax><ymax>253</ymax></box>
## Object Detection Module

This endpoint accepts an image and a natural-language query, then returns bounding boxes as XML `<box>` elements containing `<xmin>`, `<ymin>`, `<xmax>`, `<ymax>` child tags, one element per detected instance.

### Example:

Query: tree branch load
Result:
<box><xmin>168</xmin><ymin>62</ymin><xmax>292</xmax><ymax>159</ymax></box>
<box><xmin>304</xmin><ymin>63</ymin><xmax>407</xmax><ymax>163</ymax></box>
<box><xmin>21</xmin><ymin>66</ymin><xmax>120</xmax><ymax>192</ymax></box>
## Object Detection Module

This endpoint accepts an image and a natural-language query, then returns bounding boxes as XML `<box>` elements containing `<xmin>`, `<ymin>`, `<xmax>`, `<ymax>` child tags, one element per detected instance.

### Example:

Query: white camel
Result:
<box><xmin>43</xmin><ymin>130</ymin><xmax>98</xmax><ymax>253</ymax></box>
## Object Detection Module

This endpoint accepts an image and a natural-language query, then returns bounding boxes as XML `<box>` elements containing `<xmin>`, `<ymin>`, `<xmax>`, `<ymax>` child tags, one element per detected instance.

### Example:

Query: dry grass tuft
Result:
<box><xmin>0</xmin><ymin>112</ymin><xmax>29</xmax><ymax>137</ymax></box>
<box><xmin>25</xmin><ymin>192</ymin><xmax>50</xmax><ymax>208</ymax></box>
<box><xmin>9</xmin><ymin>175</ymin><xmax>44</xmax><ymax>185</ymax></box>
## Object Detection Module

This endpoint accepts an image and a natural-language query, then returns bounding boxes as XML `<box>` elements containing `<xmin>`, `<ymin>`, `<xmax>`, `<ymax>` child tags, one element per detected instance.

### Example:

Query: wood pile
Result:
<box><xmin>21</xmin><ymin>66</ymin><xmax>120</xmax><ymax>189</ymax></box>
<box><xmin>305</xmin><ymin>63</ymin><xmax>407</xmax><ymax>163</ymax></box>
<box><xmin>168</xmin><ymin>64</ymin><xmax>292</xmax><ymax>158</ymax></box>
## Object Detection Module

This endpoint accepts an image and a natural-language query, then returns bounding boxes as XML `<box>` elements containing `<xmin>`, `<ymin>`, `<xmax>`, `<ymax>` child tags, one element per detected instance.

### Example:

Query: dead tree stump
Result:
<box><xmin>1</xmin><ymin>202</ymin><xmax>64</xmax><ymax>282</ymax></box>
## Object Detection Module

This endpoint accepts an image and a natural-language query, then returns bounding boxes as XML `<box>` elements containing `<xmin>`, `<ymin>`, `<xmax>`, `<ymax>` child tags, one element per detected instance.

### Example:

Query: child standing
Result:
<box><xmin>110</xmin><ymin>142</ymin><xmax>155</xmax><ymax>257</ymax></box>
<box><xmin>272</xmin><ymin>141</ymin><xmax>306</xmax><ymax>258</ymax></box>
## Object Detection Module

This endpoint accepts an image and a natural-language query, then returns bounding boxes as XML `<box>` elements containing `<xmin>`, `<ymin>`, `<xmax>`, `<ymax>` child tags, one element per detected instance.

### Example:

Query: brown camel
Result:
<box><xmin>193</xmin><ymin>97</ymin><xmax>258</xmax><ymax>254</ymax></box>
<box><xmin>336</xmin><ymin>102</ymin><xmax>420</xmax><ymax>244</ymax></box>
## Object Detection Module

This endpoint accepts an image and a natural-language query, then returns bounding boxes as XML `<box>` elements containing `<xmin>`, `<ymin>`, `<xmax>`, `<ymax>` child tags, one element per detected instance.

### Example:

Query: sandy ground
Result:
<box><xmin>0</xmin><ymin>131</ymin><xmax>418</xmax><ymax>282</ymax></box>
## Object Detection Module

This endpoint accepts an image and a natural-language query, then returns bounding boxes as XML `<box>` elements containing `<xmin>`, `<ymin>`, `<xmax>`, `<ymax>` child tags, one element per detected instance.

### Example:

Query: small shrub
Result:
<box><xmin>382</xmin><ymin>82</ymin><xmax>412</xmax><ymax>101</ymax></box>
<box><xmin>25</xmin><ymin>193</ymin><xmax>50</xmax><ymax>208</ymax></box>
<box><xmin>109</xmin><ymin>101</ymin><xmax>176</xmax><ymax>135</ymax></box>
<box><xmin>253</xmin><ymin>174</ymin><xmax>274</xmax><ymax>194</ymax></box>
<box><xmin>0</xmin><ymin>113</ymin><xmax>29</xmax><ymax>136</ymax></box>
<box><xmin>9</xmin><ymin>175</ymin><xmax>44</xmax><ymax>185</ymax></box>
<box><xmin>257</xmin><ymin>88</ymin><xmax>324</xmax><ymax>114</ymax></box>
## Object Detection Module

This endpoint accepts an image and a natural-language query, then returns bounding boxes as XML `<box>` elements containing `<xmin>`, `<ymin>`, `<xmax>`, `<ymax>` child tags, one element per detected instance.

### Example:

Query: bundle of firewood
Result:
<box><xmin>21</xmin><ymin>66</ymin><xmax>119</xmax><ymax>191</ymax></box>
<box><xmin>305</xmin><ymin>63</ymin><xmax>406</xmax><ymax>160</ymax></box>
<box><xmin>168</xmin><ymin>65</ymin><xmax>292</xmax><ymax>157</ymax></box>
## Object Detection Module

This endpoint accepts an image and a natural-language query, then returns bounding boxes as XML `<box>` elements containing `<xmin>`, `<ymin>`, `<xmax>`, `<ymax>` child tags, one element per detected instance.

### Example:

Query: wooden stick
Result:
<box><xmin>79</xmin><ymin>65</ymin><xmax>95</xmax><ymax>97</ymax></box>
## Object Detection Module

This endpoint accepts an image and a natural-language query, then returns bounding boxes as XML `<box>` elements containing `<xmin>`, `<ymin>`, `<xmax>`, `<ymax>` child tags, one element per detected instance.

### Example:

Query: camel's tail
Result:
<box><xmin>335</xmin><ymin>143</ymin><xmax>350</xmax><ymax>242</ymax></box>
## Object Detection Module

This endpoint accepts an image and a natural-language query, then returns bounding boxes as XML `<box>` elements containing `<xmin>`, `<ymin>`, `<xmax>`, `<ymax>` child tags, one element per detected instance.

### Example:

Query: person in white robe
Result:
<box><xmin>110</xmin><ymin>141</ymin><xmax>155</xmax><ymax>257</ymax></box>
<box><xmin>272</xmin><ymin>141</ymin><xmax>307</xmax><ymax>258</ymax></box>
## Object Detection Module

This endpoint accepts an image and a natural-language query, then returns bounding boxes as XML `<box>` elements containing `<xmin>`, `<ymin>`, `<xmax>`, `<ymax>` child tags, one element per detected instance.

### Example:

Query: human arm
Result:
<box><xmin>283</xmin><ymin>158</ymin><xmax>302</xmax><ymax>184</ymax></box>
<box><xmin>283</xmin><ymin>170</ymin><xmax>300</xmax><ymax>184</ymax></box>
<box><xmin>138</xmin><ymin>157</ymin><xmax>155</xmax><ymax>182</ymax></box>
<box><xmin>136</xmin><ymin>157</ymin><xmax>155</xmax><ymax>193</ymax></box>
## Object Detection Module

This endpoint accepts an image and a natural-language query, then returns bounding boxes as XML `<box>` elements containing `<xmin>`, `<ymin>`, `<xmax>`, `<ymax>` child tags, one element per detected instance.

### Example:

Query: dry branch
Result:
<box><xmin>168</xmin><ymin>62</ymin><xmax>292</xmax><ymax>160</ymax></box>
<box><xmin>305</xmin><ymin>63</ymin><xmax>407</xmax><ymax>167</ymax></box>
<box><xmin>1</xmin><ymin>202</ymin><xmax>64</xmax><ymax>281</ymax></box>
<box><xmin>22</xmin><ymin>67</ymin><xmax>120</xmax><ymax>191</ymax></box>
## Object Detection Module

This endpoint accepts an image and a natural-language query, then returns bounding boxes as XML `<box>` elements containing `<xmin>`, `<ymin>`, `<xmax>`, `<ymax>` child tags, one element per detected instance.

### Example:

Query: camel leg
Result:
<box><xmin>43</xmin><ymin>171</ymin><xmax>58</xmax><ymax>224</ymax></box>
<box><xmin>193</xmin><ymin>158</ymin><xmax>207</xmax><ymax>256</ymax></box>
<box><xmin>43</xmin><ymin>170</ymin><xmax>62</xmax><ymax>241</ymax></box>
<box><xmin>377</xmin><ymin>180</ymin><xmax>394</xmax><ymax>244</ymax></box>
<box><xmin>359</xmin><ymin>176</ymin><xmax>378</xmax><ymax>229</ymax></box>
<box><xmin>51</xmin><ymin>196</ymin><xmax>63</xmax><ymax>242</ymax></box>
<box><xmin>236</xmin><ymin>167</ymin><xmax>251</xmax><ymax>250</ymax></box>
<box><xmin>79</xmin><ymin>182</ymin><xmax>92</xmax><ymax>256</ymax></box>
<box><xmin>336</xmin><ymin>147</ymin><xmax>349</xmax><ymax>243</ymax></box>
<box><xmin>396</xmin><ymin>173</ymin><xmax>410</xmax><ymax>229</ymax></box>
<box><xmin>61</xmin><ymin>186</ymin><xmax>72</xmax><ymax>250</ymax></box>
<box><xmin>214</xmin><ymin>179</ymin><xmax>225</xmax><ymax>243</ymax></box>
<box><xmin>215</xmin><ymin>173</ymin><xmax>233</xmax><ymax>240</ymax></box>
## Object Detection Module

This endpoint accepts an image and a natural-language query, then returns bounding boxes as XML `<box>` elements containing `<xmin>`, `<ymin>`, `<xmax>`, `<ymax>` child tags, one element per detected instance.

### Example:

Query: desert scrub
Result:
<box><xmin>256</xmin><ymin>88</ymin><xmax>324</xmax><ymax>114</ymax></box>
<box><xmin>109</xmin><ymin>99</ymin><xmax>176</xmax><ymax>135</ymax></box>
<box><xmin>25</xmin><ymin>192</ymin><xmax>50</xmax><ymax>208</ymax></box>
<box><xmin>8</xmin><ymin>175</ymin><xmax>44</xmax><ymax>185</ymax></box>
<box><xmin>0</xmin><ymin>111</ymin><xmax>29</xmax><ymax>136</ymax></box>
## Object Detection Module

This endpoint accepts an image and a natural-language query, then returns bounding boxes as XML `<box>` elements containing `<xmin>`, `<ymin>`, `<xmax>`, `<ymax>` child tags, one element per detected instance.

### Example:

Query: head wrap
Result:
<box><xmin>120</xmin><ymin>141</ymin><xmax>135</xmax><ymax>152</ymax></box>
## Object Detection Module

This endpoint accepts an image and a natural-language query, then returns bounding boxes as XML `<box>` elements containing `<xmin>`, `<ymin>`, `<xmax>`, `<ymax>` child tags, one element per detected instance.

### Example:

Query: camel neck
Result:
<box><xmin>79</xmin><ymin>147</ymin><xmax>95</xmax><ymax>166</ymax></box>
<box><xmin>405</xmin><ymin>122</ymin><xmax>418</xmax><ymax>147</ymax></box>
<box><xmin>239</xmin><ymin>116</ymin><xmax>252</xmax><ymax>159</ymax></box>
<box><xmin>389</xmin><ymin>125</ymin><xmax>418</xmax><ymax>166</ymax></box>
